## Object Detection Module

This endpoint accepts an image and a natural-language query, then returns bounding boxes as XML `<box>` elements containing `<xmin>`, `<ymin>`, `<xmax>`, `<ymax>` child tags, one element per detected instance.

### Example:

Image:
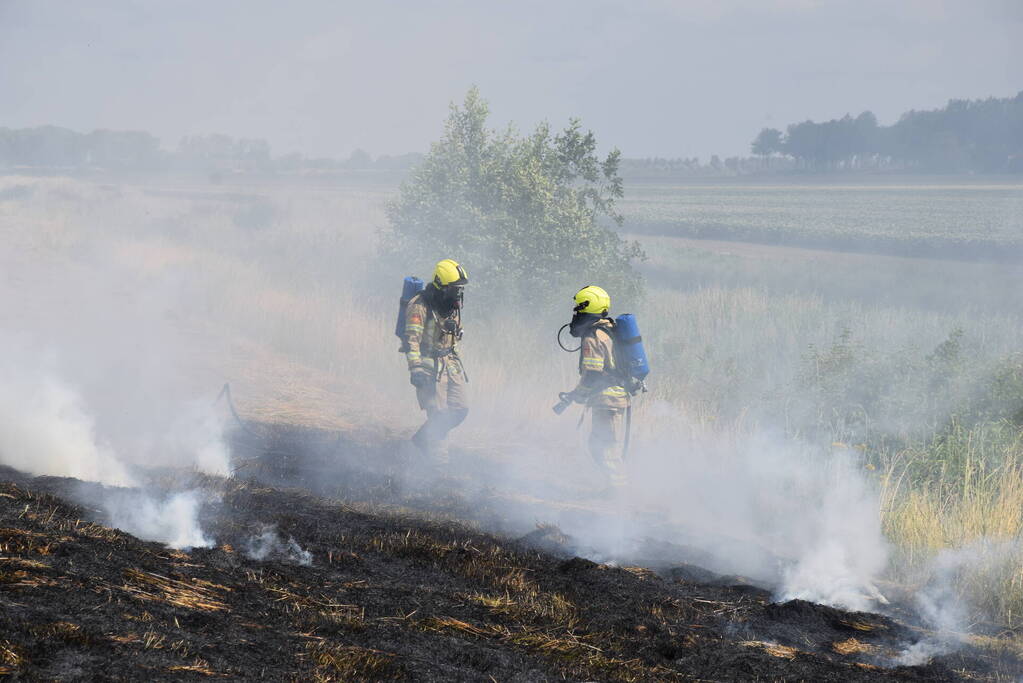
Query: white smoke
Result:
<box><xmin>533</xmin><ymin>402</ymin><xmax>891</xmax><ymax>612</ymax></box>
<box><xmin>773</xmin><ymin>447</ymin><xmax>890</xmax><ymax>611</ymax></box>
<box><xmin>166</xmin><ymin>400</ymin><xmax>233</xmax><ymax>478</ymax></box>
<box><xmin>244</xmin><ymin>524</ymin><xmax>313</xmax><ymax>566</ymax></box>
<box><xmin>0</xmin><ymin>352</ymin><xmax>134</xmax><ymax>486</ymax></box>
<box><xmin>104</xmin><ymin>489</ymin><xmax>215</xmax><ymax>550</ymax></box>
<box><xmin>895</xmin><ymin>538</ymin><xmax>1019</xmax><ymax>665</ymax></box>
<box><xmin>0</xmin><ymin>336</ymin><xmax>227</xmax><ymax>549</ymax></box>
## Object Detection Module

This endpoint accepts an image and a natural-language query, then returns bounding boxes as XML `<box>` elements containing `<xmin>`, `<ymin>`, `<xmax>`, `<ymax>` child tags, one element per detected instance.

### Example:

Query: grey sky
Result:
<box><xmin>1</xmin><ymin>0</ymin><xmax>1020</xmax><ymax>160</ymax></box>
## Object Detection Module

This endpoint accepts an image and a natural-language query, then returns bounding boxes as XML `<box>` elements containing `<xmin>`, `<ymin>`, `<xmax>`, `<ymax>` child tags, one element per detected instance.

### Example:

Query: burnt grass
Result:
<box><xmin>1</xmin><ymin>421</ymin><xmax>1022</xmax><ymax>681</ymax></box>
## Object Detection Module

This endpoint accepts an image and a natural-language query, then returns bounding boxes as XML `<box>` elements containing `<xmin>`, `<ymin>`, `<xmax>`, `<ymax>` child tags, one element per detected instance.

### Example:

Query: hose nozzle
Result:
<box><xmin>552</xmin><ymin>392</ymin><xmax>573</xmax><ymax>415</ymax></box>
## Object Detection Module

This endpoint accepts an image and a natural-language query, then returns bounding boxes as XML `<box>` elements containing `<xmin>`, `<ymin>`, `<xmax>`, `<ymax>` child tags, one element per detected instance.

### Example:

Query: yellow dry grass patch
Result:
<box><xmin>0</xmin><ymin>527</ymin><xmax>58</xmax><ymax>554</ymax></box>
<box><xmin>740</xmin><ymin>640</ymin><xmax>799</xmax><ymax>660</ymax></box>
<box><xmin>72</xmin><ymin>522</ymin><xmax>125</xmax><ymax>543</ymax></box>
<box><xmin>831</xmin><ymin>637</ymin><xmax>876</xmax><ymax>656</ymax></box>
<box><xmin>120</xmin><ymin>569</ymin><xmax>229</xmax><ymax>612</ymax></box>
<box><xmin>620</xmin><ymin>566</ymin><xmax>657</xmax><ymax>581</ymax></box>
<box><xmin>166</xmin><ymin>660</ymin><xmax>230</xmax><ymax>677</ymax></box>
<box><xmin>306</xmin><ymin>641</ymin><xmax>400</xmax><ymax>681</ymax></box>
<box><xmin>463</xmin><ymin>591</ymin><xmax>518</xmax><ymax>613</ymax></box>
<box><xmin>422</xmin><ymin>616</ymin><xmax>498</xmax><ymax>638</ymax></box>
<box><xmin>837</xmin><ymin>618</ymin><xmax>885</xmax><ymax>632</ymax></box>
<box><xmin>28</xmin><ymin>621</ymin><xmax>89</xmax><ymax>645</ymax></box>
<box><xmin>0</xmin><ymin>556</ymin><xmax>50</xmax><ymax>570</ymax></box>
<box><xmin>266</xmin><ymin>585</ymin><xmax>364</xmax><ymax>623</ymax></box>
<box><xmin>422</xmin><ymin>616</ymin><xmax>681</xmax><ymax>681</ymax></box>
<box><xmin>0</xmin><ymin>640</ymin><xmax>25</xmax><ymax>668</ymax></box>
<box><xmin>0</xmin><ymin>568</ymin><xmax>59</xmax><ymax>588</ymax></box>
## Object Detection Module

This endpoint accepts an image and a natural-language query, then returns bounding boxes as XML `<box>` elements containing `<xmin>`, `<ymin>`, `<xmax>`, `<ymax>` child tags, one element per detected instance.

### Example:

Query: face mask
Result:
<box><xmin>445</xmin><ymin>285</ymin><xmax>464</xmax><ymax>309</ymax></box>
<box><xmin>428</xmin><ymin>284</ymin><xmax>463</xmax><ymax>314</ymax></box>
<box><xmin>569</xmin><ymin>312</ymin><xmax>600</xmax><ymax>337</ymax></box>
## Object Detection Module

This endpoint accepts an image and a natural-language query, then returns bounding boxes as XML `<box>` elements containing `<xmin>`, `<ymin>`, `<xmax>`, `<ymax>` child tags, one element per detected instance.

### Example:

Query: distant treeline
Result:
<box><xmin>751</xmin><ymin>91</ymin><xmax>1023</xmax><ymax>173</ymax></box>
<box><xmin>622</xmin><ymin>91</ymin><xmax>1023</xmax><ymax>177</ymax></box>
<box><xmin>4</xmin><ymin>91</ymin><xmax>1020</xmax><ymax>177</ymax></box>
<box><xmin>619</xmin><ymin>155</ymin><xmax>780</xmax><ymax>179</ymax></box>
<box><xmin>0</xmin><ymin>126</ymin><xmax>423</xmax><ymax>175</ymax></box>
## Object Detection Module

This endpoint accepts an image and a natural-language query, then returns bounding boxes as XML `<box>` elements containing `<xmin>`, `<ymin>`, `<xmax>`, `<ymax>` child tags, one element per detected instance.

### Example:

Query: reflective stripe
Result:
<box><xmin>601</xmin><ymin>386</ymin><xmax>627</xmax><ymax>398</ymax></box>
<box><xmin>405</xmin><ymin>324</ymin><xmax>424</xmax><ymax>333</ymax></box>
<box><xmin>406</xmin><ymin>351</ymin><xmax>421</xmax><ymax>361</ymax></box>
<box><xmin>582</xmin><ymin>357</ymin><xmax>604</xmax><ymax>370</ymax></box>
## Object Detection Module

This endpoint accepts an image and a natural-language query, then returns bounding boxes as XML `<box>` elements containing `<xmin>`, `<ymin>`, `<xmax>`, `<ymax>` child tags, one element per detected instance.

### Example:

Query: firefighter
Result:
<box><xmin>559</xmin><ymin>285</ymin><xmax>628</xmax><ymax>488</ymax></box>
<box><xmin>404</xmin><ymin>259</ymin><xmax>469</xmax><ymax>460</ymax></box>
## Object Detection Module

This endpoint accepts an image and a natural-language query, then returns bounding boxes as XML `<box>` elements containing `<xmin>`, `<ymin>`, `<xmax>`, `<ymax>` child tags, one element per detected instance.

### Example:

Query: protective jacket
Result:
<box><xmin>404</xmin><ymin>289</ymin><xmax>467</xmax><ymax>455</ymax></box>
<box><xmin>573</xmin><ymin>319</ymin><xmax>628</xmax><ymax>410</ymax></box>
<box><xmin>404</xmin><ymin>291</ymin><xmax>462</xmax><ymax>377</ymax></box>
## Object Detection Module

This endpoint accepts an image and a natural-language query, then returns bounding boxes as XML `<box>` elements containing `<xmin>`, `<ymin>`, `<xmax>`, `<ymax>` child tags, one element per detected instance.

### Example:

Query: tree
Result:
<box><xmin>383</xmin><ymin>88</ymin><xmax>644</xmax><ymax>313</ymax></box>
<box><xmin>751</xmin><ymin>128</ymin><xmax>783</xmax><ymax>164</ymax></box>
<box><xmin>344</xmin><ymin>148</ymin><xmax>372</xmax><ymax>169</ymax></box>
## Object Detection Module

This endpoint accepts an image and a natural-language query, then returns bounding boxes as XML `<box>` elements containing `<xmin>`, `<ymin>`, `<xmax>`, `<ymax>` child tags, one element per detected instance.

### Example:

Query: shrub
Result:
<box><xmin>383</xmin><ymin>88</ymin><xmax>644</xmax><ymax>314</ymax></box>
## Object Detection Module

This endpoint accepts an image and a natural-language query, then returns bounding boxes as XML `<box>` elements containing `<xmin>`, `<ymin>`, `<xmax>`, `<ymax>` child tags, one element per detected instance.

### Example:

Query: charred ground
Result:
<box><xmin>1</xmin><ymin>421</ymin><xmax>1022</xmax><ymax>681</ymax></box>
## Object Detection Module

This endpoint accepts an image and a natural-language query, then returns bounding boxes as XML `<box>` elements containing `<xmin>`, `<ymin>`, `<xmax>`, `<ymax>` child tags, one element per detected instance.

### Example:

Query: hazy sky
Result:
<box><xmin>1</xmin><ymin>0</ymin><xmax>1020</xmax><ymax>160</ymax></box>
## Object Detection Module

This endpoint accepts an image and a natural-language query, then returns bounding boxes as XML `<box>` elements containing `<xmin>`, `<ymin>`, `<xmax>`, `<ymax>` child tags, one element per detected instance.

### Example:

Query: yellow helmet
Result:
<box><xmin>432</xmin><ymin>259</ymin><xmax>468</xmax><ymax>288</ymax></box>
<box><xmin>573</xmin><ymin>285</ymin><xmax>610</xmax><ymax>315</ymax></box>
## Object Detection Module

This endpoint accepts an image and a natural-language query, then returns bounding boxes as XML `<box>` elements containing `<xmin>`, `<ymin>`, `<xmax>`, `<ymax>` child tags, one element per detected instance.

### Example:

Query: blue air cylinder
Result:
<box><xmin>395</xmin><ymin>276</ymin><xmax>425</xmax><ymax>344</ymax></box>
<box><xmin>614</xmin><ymin>313</ymin><xmax>650</xmax><ymax>381</ymax></box>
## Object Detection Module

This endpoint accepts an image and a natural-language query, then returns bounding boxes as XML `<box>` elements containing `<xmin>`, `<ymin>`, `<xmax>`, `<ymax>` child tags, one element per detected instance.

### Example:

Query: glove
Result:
<box><xmin>410</xmin><ymin>370</ymin><xmax>433</xmax><ymax>388</ymax></box>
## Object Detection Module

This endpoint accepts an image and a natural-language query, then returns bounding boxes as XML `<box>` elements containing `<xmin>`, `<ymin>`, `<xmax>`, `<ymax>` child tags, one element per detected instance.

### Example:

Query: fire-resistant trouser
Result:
<box><xmin>589</xmin><ymin>407</ymin><xmax>626</xmax><ymax>488</ymax></box>
<box><xmin>412</xmin><ymin>356</ymin><xmax>468</xmax><ymax>455</ymax></box>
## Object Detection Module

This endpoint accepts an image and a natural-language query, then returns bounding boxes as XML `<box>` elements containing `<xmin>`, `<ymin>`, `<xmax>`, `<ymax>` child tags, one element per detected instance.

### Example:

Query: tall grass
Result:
<box><xmin>880</xmin><ymin>422</ymin><xmax>1023</xmax><ymax>627</ymax></box>
<box><xmin>640</xmin><ymin>242</ymin><xmax>1023</xmax><ymax>628</ymax></box>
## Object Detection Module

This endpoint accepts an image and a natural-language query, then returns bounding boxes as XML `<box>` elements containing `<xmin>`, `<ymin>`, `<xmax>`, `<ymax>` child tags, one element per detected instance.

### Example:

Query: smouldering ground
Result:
<box><xmin>3</xmin><ymin>423</ymin><xmax>1022</xmax><ymax>682</ymax></box>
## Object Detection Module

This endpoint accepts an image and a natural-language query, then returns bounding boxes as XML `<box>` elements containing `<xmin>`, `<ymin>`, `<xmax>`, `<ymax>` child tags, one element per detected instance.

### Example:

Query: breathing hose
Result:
<box><xmin>556</xmin><ymin>324</ymin><xmax>581</xmax><ymax>353</ymax></box>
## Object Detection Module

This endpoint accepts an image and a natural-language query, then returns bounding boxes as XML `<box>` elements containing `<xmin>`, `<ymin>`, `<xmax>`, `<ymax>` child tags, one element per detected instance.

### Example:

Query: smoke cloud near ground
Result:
<box><xmin>0</xmin><ymin>340</ymin><xmax>133</xmax><ymax>486</ymax></box>
<box><xmin>0</xmin><ymin>200</ymin><xmax>230</xmax><ymax>548</ymax></box>
<box><xmin>631</xmin><ymin>428</ymin><xmax>890</xmax><ymax>612</ymax></box>
<box><xmin>102</xmin><ymin>489</ymin><xmax>215</xmax><ymax>551</ymax></box>
<box><xmin>457</xmin><ymin>399</ymin><xmax>892</xmax><ymax>612</ymax></box>
<box><xmin>0</xmin><ymin>333</ymin><xmax>227</xmax><ymax>547</ymax></box>
<box><xmin>244</xmin><ymin>524</ymin><xmax>313</xmax><ymax>566</ymax></box>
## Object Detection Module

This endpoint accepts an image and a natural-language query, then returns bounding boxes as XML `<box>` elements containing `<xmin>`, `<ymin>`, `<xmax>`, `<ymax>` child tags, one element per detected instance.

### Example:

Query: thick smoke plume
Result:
<box><xmin>0</xmin><ymin>342</ymin><xmax>132</xmax><ymax>486</ymax></box>
<box><xmin>0</xmin><ymin>207</ymin><xmax>230</xmax><ymax>548</ymax></box>
<box><xmin>102</xmin><ymin>489</ymin><xmax>215</xmax><ymax>551</ymax></box>
<box><xmin>0</xmin><ymin>340</ymin><xmax>226</xmax><ymax>548</ymax></box>
<box><xmin>533</xmin><ymin>405</ymin><xmax>891</xmax><ymax>611</ymax></box>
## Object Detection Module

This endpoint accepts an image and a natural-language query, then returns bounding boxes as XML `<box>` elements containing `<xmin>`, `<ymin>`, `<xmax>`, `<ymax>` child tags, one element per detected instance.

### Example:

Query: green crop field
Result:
<box><xmin>619</xmin><ymin>179</ymin><xmax>1023</xmax><ymax>260</ymax></box>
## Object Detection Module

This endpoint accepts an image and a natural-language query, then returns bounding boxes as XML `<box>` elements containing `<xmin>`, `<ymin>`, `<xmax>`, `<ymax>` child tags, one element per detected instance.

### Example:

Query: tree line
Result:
<box><xmin>0</xmin><ymin>125</ymin><xmax>422</xmax><ymax>174</ymax></box>
<box><xmin>4</xmin><ymin>90</ymin><xmax>1019</xmax><ymax>177</ymax></box>
<box><xmin>752</xmin><ymin>91</ymin><xmax>1023</xmax><ymax>173</ymax></box>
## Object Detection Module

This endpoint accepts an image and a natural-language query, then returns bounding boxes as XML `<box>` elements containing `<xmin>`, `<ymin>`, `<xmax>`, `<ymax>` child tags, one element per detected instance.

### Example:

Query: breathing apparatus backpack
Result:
<box><xmin>556</xmin><ymin>313</ymin><xmax>650</xmax><ymax>394</ymax></box>
<box><xmin>611</xmin><ymin>313</ymin><xmax>650</xmax><ymax>395</ymax></box>
<box><xmin>395</xmin><ymin>276</ymin><xmax>425</xmax><ymax>352</ymax></box>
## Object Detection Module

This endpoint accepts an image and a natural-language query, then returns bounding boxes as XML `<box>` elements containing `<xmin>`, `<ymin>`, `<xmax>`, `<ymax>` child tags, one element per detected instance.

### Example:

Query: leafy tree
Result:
<box><xmin>751</xmin><ymin>128</ymin><xmax>783</xmax><ymax>161</ymax></box>
<box><xmin>383</xmin><ymin>87</ymin><xmax>644</xmax><ymax>313</ymax></box>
